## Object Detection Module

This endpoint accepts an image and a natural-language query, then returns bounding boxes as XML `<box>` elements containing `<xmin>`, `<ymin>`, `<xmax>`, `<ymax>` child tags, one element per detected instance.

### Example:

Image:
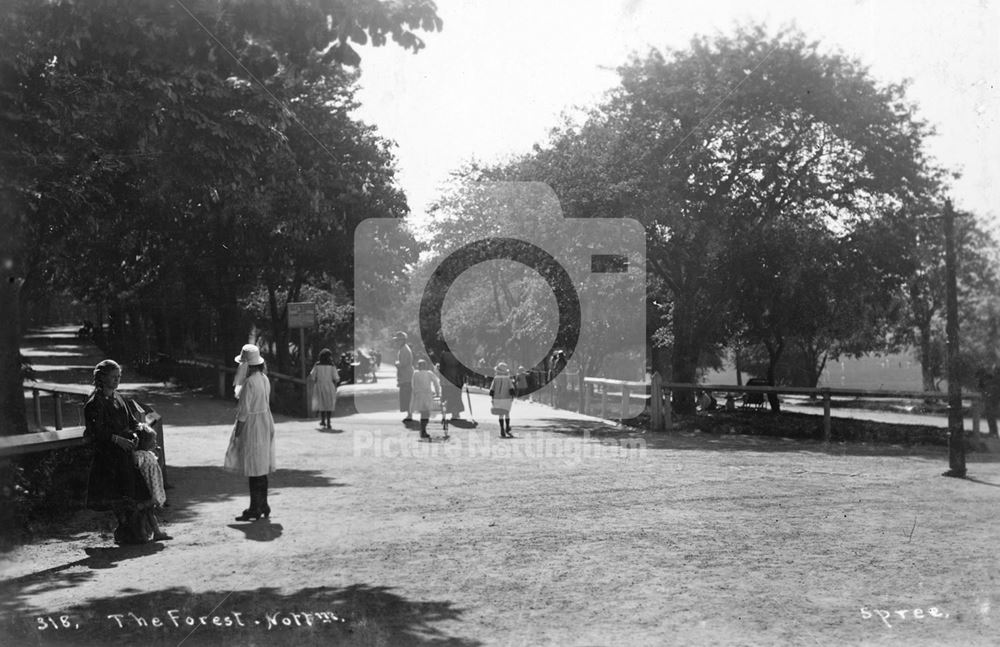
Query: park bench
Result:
<box><xmin>3</xmin><ymin>381</ymin><xmax>168</xmax><ymax>487</ymax></box>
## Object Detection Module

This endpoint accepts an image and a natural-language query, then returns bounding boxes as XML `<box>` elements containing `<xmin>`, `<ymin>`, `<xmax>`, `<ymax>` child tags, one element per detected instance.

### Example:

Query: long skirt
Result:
<box><xmin>113</xmin><ymin>501</ymin><xmax>157</xmax><ymax>545</ymax></box>
<box><xmin>442</xmin><ymin>381</ymin><xmax>465</xmax><ymax>415</ymax></box>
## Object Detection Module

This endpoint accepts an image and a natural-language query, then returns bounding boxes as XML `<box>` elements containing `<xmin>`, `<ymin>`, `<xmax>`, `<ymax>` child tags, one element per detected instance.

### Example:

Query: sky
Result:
<box><xmin>352</xmin><ymin>0</ymin><xmax>1000</xmax><ymax>237</ymax></box>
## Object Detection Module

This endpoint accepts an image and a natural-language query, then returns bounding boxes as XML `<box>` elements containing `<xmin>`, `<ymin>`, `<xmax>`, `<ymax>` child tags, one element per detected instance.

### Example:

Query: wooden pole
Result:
<box><xmin>53</xmin><ymin>392</ymin><xmax>63</xmax><ymax>430</ymax></box>
<box><xmin>943</xmin><ymin>199</ymin><xmax>966</xmax><ymax>477</ymax></box>
<box><xmin>300</xmin><ymin>327</ymin><xmax>309</xmax><ymax>418</ymax></box>
<box><xmin>33</xmin><ymin>389</ymin><xmax>42</xmax><ymax>430</ymax></box>
<box><xmin>822</xmin><ymin>388</ymin><xmax>831</xmax><ymax>442</ymax></box>
<box><xmin>650</xmin><ymin>373</ymin><xmax>663</xmax><ymax>432</ymax></box>
<box><xmin>664</xmin><ymin>387</ymin><xmax>672</xmax><ymax>431</ymax></box>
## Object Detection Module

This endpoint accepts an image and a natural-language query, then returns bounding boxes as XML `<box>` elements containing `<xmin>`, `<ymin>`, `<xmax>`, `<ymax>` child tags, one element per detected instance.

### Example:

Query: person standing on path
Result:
<box><xmin>83</xmin><ymin>359</ymin><xmax>169</xmax><ymax>544</ymax></box>
<box><xmin>309</xmin><ymin>348</ymin><xmax>340</xmax><ymax>429</ymax></box>
<box><xmin>394</xmin><ymin>331</ymin><xmax>414</xmax><ymax>422</ymax></box>
<box><xmin>489</xmin><ymin>362</ymin><xmax>516</xmax><ymax>438</ymax></box>
<box><xmin>978</xmin><ymin>363</ymin><xmax>999</xmax><ymax>438</ymax></box>
<box><xmin>224</xmin><ymin>344</ymin><xmax>276</xmax><ymax>521</ymax></box>
<box><xmin>410</xmin><ymin>359</ymin><xmax>442</xmax><ymax>439</ymax></box>
<box><xmin>439</xmin><ymin>347</ymin><xmax>466</xmax><ymax>422</ymax></box>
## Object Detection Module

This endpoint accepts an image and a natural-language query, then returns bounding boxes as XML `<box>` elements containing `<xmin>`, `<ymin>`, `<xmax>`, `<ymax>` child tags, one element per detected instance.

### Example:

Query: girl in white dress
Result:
<box><xmin>410</xmin><ymin>358</ymin><xmax>440</xmax><ymax>439</ymax></box>
<box><xmin>224</xmin><ymin>344</ymin><xmax>276</xmax><ymax>521</ymax></box>
<box><xmin>489</xmin><ymin>362</ymin><xmax>516</xmax><ymax>438</ymax></box>
<box><xmin>309</xmin><ymin>348</ymin><xmax>340</xmax><ymax>428</ymax></box>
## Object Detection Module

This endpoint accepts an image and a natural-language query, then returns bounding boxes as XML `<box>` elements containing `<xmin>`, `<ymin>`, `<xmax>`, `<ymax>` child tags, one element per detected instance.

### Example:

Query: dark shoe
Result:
<box><xmin>153</xmin><ymin>532</ymin><xmax>173</xmax><ymax>541</ymax></box>
<box><xmin>235</xmin><ymin>509</ymin><xmax>261</xmax><ymax>522</ymax></box>
<box><xmin>260</xmin><ymin>503</ymin><xmax>271</xmax><ymax>519</ymax></box>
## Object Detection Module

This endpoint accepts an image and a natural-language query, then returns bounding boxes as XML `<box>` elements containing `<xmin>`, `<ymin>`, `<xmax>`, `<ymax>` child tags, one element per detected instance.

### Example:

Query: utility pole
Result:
<box><xmin>943</xmin><ymin>199</ymin><xmax>966</xmax><ymax>478</ymax></box>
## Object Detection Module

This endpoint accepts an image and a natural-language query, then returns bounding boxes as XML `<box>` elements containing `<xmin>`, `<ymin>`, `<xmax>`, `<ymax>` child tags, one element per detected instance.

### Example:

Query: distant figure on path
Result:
<box><xmin>309</xmin><ymin>348</ymin><xmax>340</xmax><ymax>429</ymax></box>
<box><xmin>977</xmin><ymin>363</ymin><xmax>999</xmax><ymax>438</ymax></box>
<box><xmin>439</xmin><ymin>348</ymin><xmax>466</xmax><ymax>421</ymax></box>
<box><xmin>394</xmin><ymin>331</ymin><xmax>414</xmax><ymax>422</ymax></box>
<box><xmin>225</xmin><ymin>344</ymin><xmax>276</xmax><ymax>522</ymax></box>
<box><xmin>489</xmin><ymin>362</ymin><xmax>516</xmax><ymax>438</ymax></box>
<box><xmin>410</xmin><ymin>359</ymin><xmax>441</xmax><ymax>439</ymax></box>
<box><xmin>83</xmin><ymin>359</ymin><xmax>169</xmax><ymax>544</ymax></box>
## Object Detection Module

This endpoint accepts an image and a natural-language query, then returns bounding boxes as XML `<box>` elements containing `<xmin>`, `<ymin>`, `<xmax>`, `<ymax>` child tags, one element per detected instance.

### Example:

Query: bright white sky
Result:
<box><xmin>354</xmin><ymin>0</ymin><xmax>1000</xmax><ymax>235</ymax></box>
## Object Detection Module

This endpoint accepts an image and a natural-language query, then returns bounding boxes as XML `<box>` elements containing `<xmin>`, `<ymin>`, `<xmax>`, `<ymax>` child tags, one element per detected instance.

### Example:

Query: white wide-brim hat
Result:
<box><xmin>234</xmin><ymin>344</ymin><xmax>265</xmax><ymax>365</ymax></box>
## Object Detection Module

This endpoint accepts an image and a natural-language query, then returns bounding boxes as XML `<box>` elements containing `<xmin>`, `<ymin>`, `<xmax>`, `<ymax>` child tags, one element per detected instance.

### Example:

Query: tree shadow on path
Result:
<box><xmin>0</xmin><ymin>543</ymin><xmax>166</xmax><ymax>614</ymax></box>
<box><xmin>534</xmin><ymin>417</ymin><xmax>1000</xmax><ymax>463</ymax></box>
<box><xmin>161</xmin><ymin>466</ymin><xmax>346</xmax><ymax>524</ymax></box>
<box><xmin>0</xmin><ymin>583</ymin><xmax>480</xmax><ymax>647</ymax></box>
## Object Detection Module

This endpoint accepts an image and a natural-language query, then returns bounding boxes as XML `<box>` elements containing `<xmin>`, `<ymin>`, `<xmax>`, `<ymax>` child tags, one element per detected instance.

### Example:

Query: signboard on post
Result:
<box><xmin>288</xmin><ymin>302</ymin><xmax>316</xmax><ymax>329</ymax></box>
<box><xmin>287</xmin><ymin>302</ymin><xmax>316</xmax><ymax>418</ymax></box>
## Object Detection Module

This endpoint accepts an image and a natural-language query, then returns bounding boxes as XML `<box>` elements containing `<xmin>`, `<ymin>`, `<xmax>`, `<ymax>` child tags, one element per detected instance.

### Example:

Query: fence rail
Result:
<box><xmin>584</xmin><ymin>374</ymin><xmax>984</xmax><ymax>442</ymax></box>
<box><xmin>7</xmin><ymin>381</ymin><xmax>168</xmax><ymax>484</ymax></box>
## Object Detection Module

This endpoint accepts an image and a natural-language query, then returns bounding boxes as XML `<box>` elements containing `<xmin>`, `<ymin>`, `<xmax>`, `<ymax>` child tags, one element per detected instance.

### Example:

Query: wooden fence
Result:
<box><xmin>3</xmin><ymin>381</ymin><xmax>169</xmax><ymax>489</ymax></box>
<box><xmin>584</xmin><ymin>374</ymin><xmax>985</xmax><ymax>442</ymax></box>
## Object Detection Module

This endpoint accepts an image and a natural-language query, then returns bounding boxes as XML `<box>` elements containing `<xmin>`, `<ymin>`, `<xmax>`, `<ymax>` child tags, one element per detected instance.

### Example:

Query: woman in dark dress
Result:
<box><xmin>84</xmin><ymin>360</ymin><xmax>168</xmax><ymax>544</ymax></box>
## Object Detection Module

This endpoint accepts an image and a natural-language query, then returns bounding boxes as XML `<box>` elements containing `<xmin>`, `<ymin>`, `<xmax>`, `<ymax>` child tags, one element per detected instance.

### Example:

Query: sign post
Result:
<box><xmin>287</xmin><ymin>302</ymin><xmax>316</xmax><ymax>418</ymax></box>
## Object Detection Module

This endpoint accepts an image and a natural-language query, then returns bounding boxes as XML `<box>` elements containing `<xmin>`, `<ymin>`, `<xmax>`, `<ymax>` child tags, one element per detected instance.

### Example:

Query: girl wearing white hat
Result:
<box><xmin>224</xmin><ymin>344</ymin><xmax>276</xmax><ymax>521</ymax></box>
<box><xmin>489</xmin><ymin>362</ymin><xmax>516</xmax><ymax>438</ymax></box>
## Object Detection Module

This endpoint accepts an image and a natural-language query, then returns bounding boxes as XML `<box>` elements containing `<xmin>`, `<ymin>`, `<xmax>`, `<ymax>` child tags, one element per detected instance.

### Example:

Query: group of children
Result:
<box><xmin>309</xmin><ymin>346</ymin><xmax>517</xmax><ymax>439</ymax></box>
<box><xmin>409</xmin><ymin>359</ymin><xmax>516</xmax><ymax>439</ymax></box>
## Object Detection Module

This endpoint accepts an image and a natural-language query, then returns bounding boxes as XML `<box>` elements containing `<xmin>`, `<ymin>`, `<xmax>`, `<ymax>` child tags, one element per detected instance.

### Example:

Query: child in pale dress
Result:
<box><xmin>134</xmin><ymin>424</ymin><xmax>171</xmax><ymax>540</ymax></box>
<box><xmin>309</xmin><ymin>348</ymin><xmax>340</xmax><ymax>429</ymax></box>
<box><xmin>410</xmin><ymin>358</ymin><xmax>441</xmax><ymax>440</ymax></box>
<box><xmin>489</xmin><ymin>362</ymin><xmax>516</xmax><ymax>438</ymax></box>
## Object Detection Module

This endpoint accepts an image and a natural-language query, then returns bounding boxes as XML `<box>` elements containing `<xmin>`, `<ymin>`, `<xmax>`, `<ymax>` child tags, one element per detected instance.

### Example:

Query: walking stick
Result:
<box><xmin>465</xmin><ymin>381</ymin><xmax>478</xmax><ymax>426</ymax></box>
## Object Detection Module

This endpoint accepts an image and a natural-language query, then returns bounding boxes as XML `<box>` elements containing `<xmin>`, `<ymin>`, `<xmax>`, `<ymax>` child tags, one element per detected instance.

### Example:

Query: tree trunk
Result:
<box><xmin>268</xmin><ymin>284</ymin><xmax>290</xmax><ymax>374</ymax></box>
<box><xmin>764</xmin><ymin>340</ymin><xmax>783</xmax><ymax>413</ymax></box>
<box><xmin>918</xmin><ymin>323</ymin><xmax>937</xmax><ymax>392</ymax></box>
<box><xmin>0</xmin><ymin>263</ymin><xmax>27</xmax><ymax>435</ymax></box>
<box><xmin>734</xmin><ymin>346</ymin><xmax>744</xmax><ymax>386</ymax></box>
<box><xmin>670</xmin><ymin>314</ymin><xmax>698</xmax><ymax>414</ymax></box>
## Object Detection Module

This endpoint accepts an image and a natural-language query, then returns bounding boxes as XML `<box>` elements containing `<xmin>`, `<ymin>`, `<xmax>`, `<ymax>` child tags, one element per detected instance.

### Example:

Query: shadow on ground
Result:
<box><xmin>532</xmin><ymin>416</ymin><xmax>1000</xmax><ymax>463</ymax></box>
<box><xmin>161</xmin><ymin>466</ymin><xmax>346</xmax><ymax>524</ymax></box>
<box><xmin>0</xmin><ymin>583</ymin><xmax>479</xmax><ymax>647</ymax></box>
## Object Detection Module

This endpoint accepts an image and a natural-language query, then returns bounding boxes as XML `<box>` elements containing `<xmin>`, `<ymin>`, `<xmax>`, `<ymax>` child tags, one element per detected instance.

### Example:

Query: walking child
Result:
<box><xmin>489</xmin><ymin>362</ymin><xmax>516</xmax><ymax>438</ymax></box>
<box><xmin>410</xmin><ymin>359</ymin><xmax>441</xmax><ymax>439</ymax></box>
<box><xmin>309</xmin><ymin>348</ymin><xmax>341</xmax><ymax>429</ymax></box>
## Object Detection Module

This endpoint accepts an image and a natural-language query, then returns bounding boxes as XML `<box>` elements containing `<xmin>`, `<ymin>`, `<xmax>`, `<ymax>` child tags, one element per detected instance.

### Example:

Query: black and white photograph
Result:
<box><xmin>1</xmin><ymin>1</ymin><xmax>998</xmax><ymax>645</ymax></box>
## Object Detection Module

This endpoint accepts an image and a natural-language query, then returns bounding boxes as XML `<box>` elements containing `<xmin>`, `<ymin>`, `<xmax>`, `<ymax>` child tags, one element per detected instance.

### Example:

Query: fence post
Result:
<box><xmin>972</xmin><ymin>397</ymin><xmax>981</xmax><ymax>435</ymax></box>
<box><xmin>53</xmin><ymin>392</ymin><xmax>63</xmax><ymax>430</ymax></box>
<box><xmin>600</xmin><ymin>384</ymin><xmax>607</xmax><ymax>419</ymax></box>
<box><xmin>650</xmin><ymin>373</ymin><xmax>663</xmax><ymax>431</ymax></box>
<box><xmin>621</xmin><ymin>385</ymin><xmax>630</xmax><ymax>421</ymax></box>
<box><xmin>822</xmin><ymin>388</ymin><xmax>831</xmax><ymax>442</ymax></box>
<box><xmin>33</xmin><ymin>389</ymin><xmax>42</xmax><ymax>430</ymax></box>
<box><xmin>664</xmin><ymin>386</ymin><xmax>672</xmax><ymax>431</ymax></box>
<box><xmin>218</xmin><ymin>369</ymin><xmax>226</xmax><ymax>400</ymax></box>
<box><xmin>583</xmin><ymin>381</ymin><xmax>591</xmax><ymax>416</ymax></box>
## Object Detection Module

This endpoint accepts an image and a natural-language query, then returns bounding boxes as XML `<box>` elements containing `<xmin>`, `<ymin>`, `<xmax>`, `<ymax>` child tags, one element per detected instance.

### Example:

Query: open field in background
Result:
<box><xmin>707</xmin><ymin>351</ymin><xmax>928</xmax><ymax>392</ymax></box>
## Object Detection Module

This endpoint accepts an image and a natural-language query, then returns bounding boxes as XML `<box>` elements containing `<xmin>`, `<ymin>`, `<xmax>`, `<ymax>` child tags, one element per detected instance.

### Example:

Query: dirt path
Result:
<box><xmin>2</xmin><ymin>329</ymin><xmax>999</xmax><ymax>646</ymax></box>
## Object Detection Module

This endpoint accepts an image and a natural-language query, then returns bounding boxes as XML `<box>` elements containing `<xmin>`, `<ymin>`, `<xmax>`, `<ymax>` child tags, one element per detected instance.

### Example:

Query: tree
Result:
<box><xmin>511</xmin><ymin>25</ymin><xmax>943</xmax><ymax>412</ymax></box>
<box><xmin>895</xmin><ymin>211</ymin><xmax>999</xmax><ymax>391</ymax></box>
<box><xmin>0</xmin><ymin>0</ymin><xmax>441</xmax><ymax>433</ymax></box>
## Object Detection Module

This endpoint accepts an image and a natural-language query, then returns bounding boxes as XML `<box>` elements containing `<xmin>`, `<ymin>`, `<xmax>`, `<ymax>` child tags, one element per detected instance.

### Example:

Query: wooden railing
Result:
<box><xmin>4</xmin><ymin>381</ymin><xmax>168</xmax><ymax>486</ymax></box>
<box><xmin>583</xmin><ymin>374</ymin><xmax>984</xmax><ymax>442</ymax></box>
